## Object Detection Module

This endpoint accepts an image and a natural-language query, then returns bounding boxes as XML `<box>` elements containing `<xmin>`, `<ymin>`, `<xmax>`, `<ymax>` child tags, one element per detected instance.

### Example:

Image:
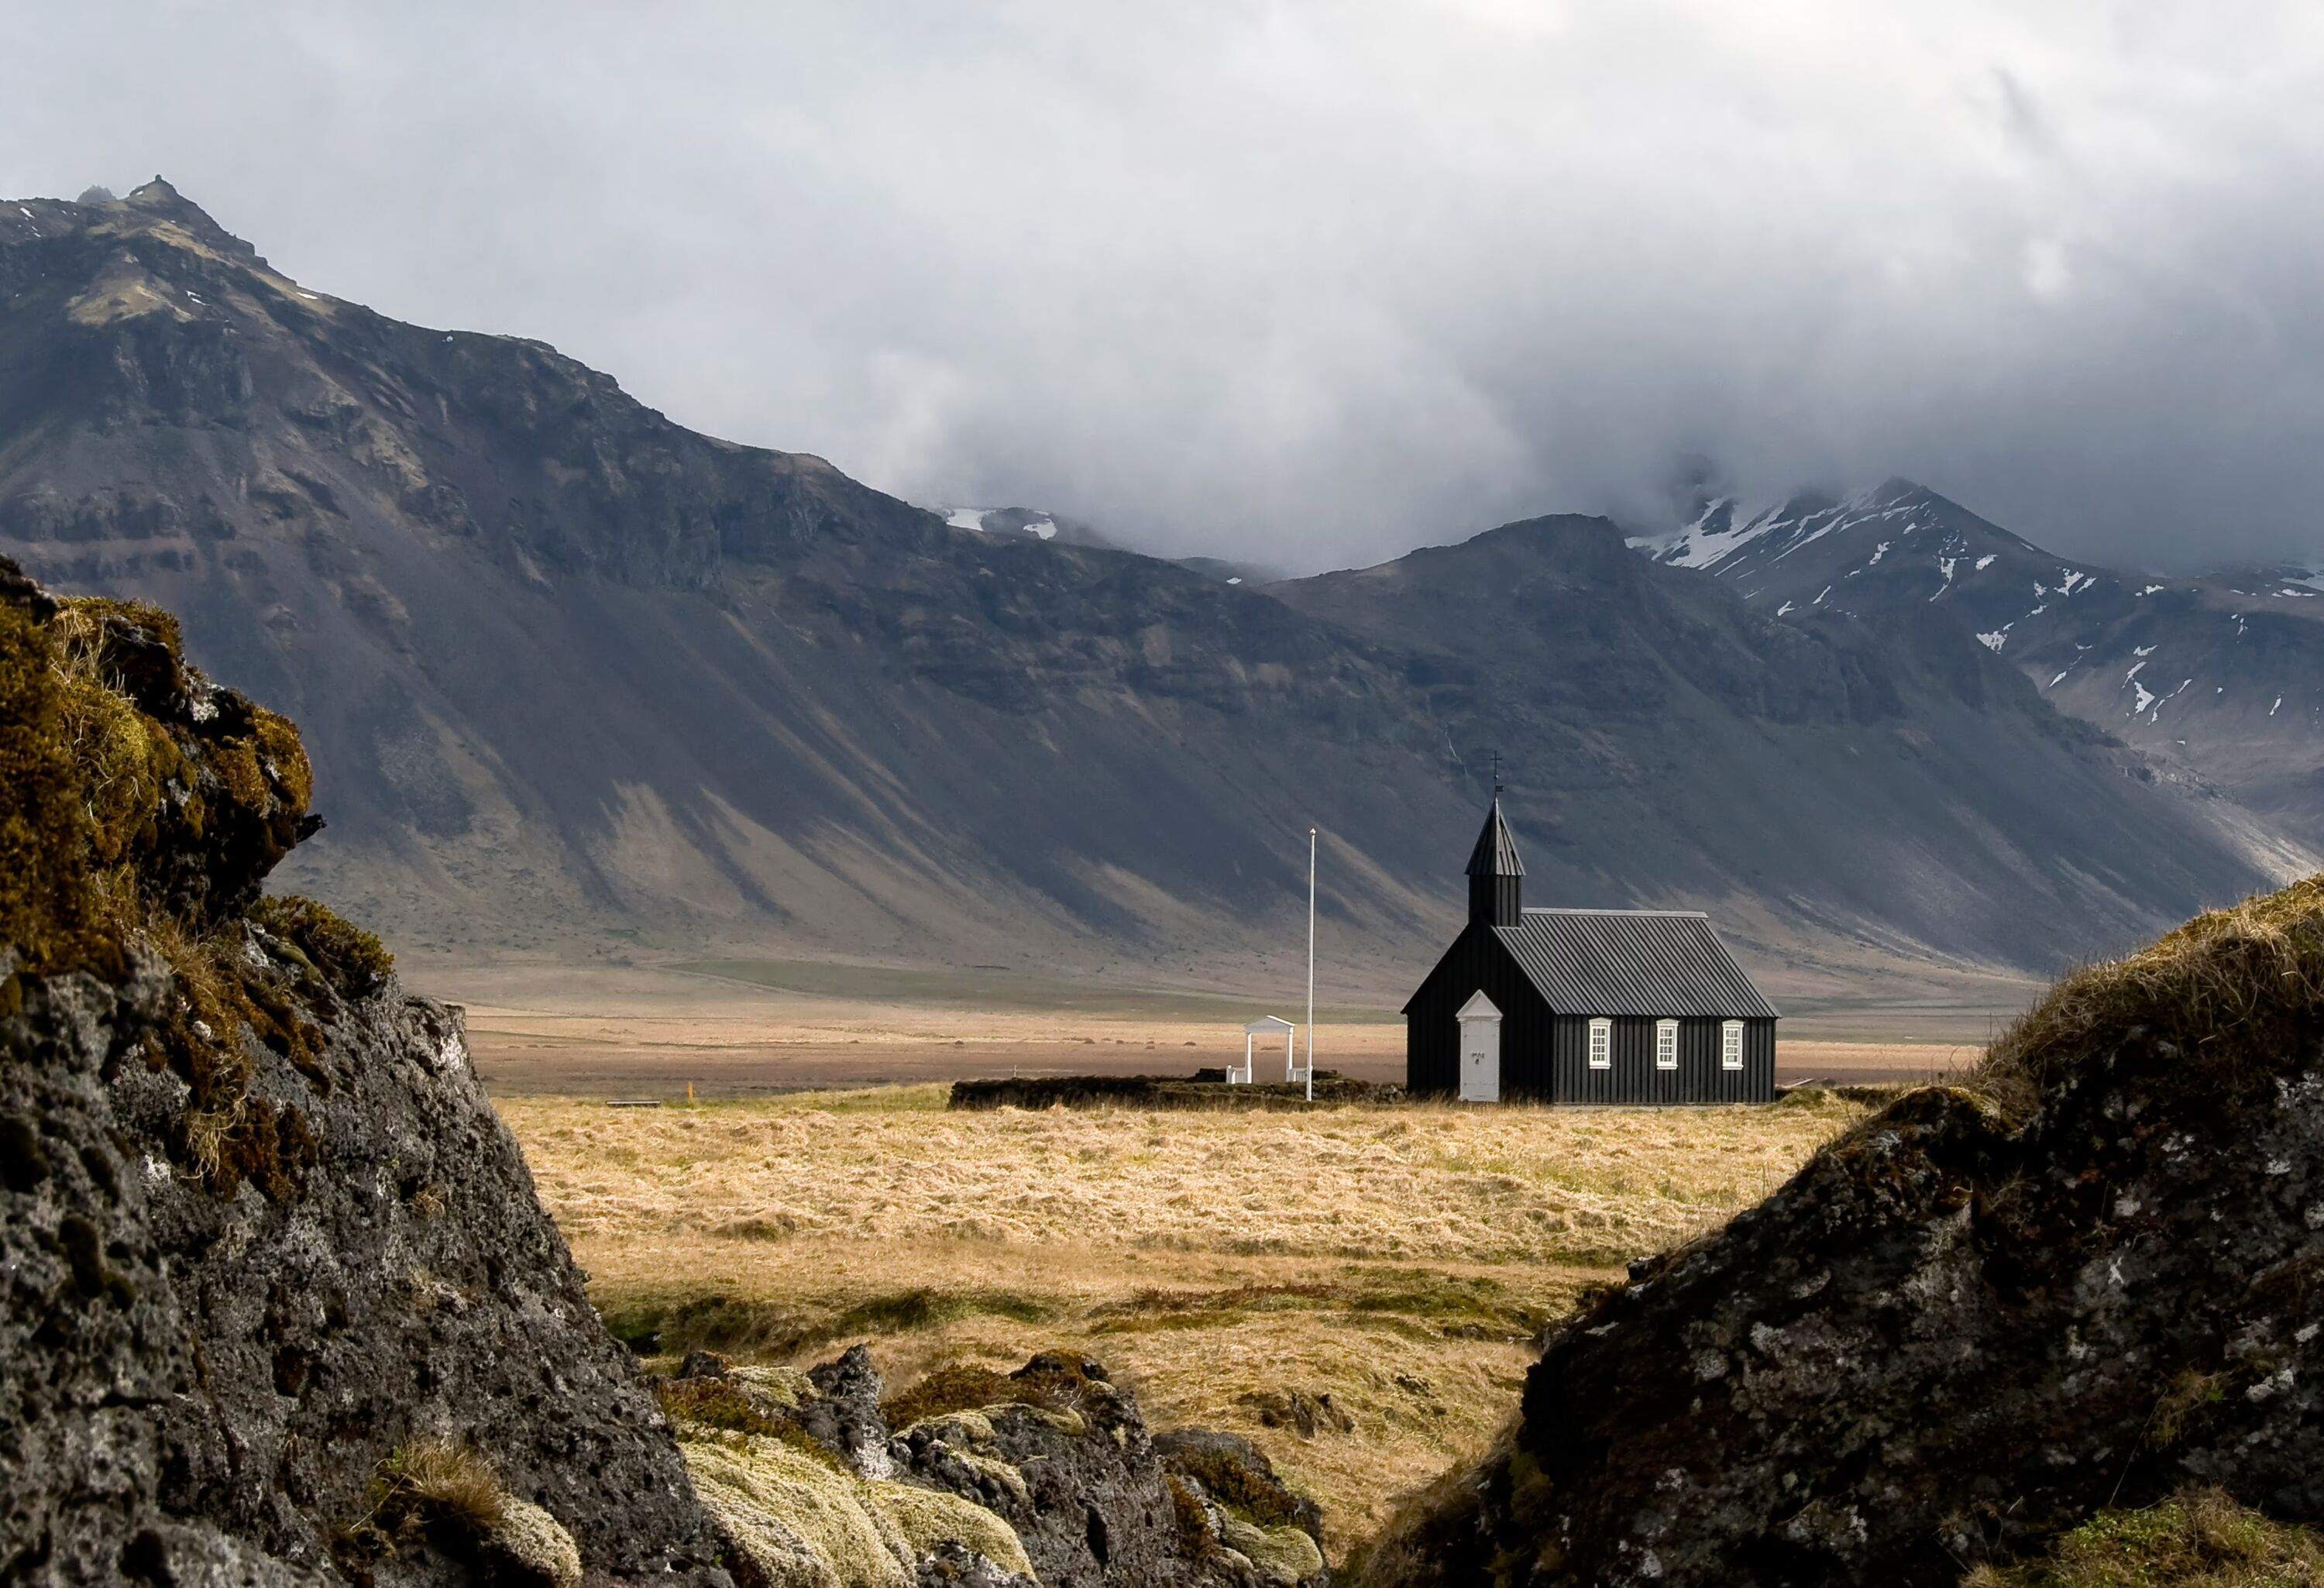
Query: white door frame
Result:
<box><xmin>1456</xmin><ymin>990</ymin><xmax>1502</xmax><ymax>1103</ymax></box>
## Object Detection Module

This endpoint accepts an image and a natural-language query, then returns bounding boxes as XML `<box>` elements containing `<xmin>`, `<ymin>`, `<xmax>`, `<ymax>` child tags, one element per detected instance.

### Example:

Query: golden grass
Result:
<box><xmin>380</xmin><ymin>1437</ymin><xmax>507</xmax><ymax>1533</ymax></box>
<box><xmin>1976</xmin><ymin>875</ymin><xmax>2324</xmax><ymax>1119</ymax></box>
<box><xmin>500</xmin><ymin>1086</ymin><xmax>1865</xmax><ymax>1552</ymax></box>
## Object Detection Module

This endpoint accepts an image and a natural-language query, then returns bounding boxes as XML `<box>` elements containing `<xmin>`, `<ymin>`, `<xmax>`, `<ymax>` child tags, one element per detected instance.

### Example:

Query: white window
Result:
<box><xmin>1721</xmin><ymin>1020</ymin><xmax>1745</xmax><ymax>1071</ymax></box>
<box><xmin>1587</xmin><ymin>1017</ymin><xmax>1612</xmax><ymax>1069</ymax></box>
<box><xmin>1655</xmin><ymin>1019</ymin><xmax>1678</xmax><ymax>1070</ymax></box>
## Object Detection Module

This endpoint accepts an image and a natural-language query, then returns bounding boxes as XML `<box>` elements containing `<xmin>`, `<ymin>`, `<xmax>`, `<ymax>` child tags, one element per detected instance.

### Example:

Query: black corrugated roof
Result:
<box><xmin>1493</xmin><ymin>909</ymin><xmax>1779</xmax><ymax>1019</ymax></box>
<box><xmin>1465</xmin><ymin>799</ymin><xmax>1526</xmax><ymax>878</ymax></box>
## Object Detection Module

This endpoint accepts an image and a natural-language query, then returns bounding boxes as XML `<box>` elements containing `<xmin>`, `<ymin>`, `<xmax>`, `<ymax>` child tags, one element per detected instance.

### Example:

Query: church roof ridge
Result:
<box><xmin>1522</xmin><ymin>906</ymin><xmax>1710</xmax><ymax>918</ymax></box>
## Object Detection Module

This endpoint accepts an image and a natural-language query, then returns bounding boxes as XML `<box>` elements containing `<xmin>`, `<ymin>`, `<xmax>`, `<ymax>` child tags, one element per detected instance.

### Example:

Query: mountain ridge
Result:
<box><xmin>0</xmin><ymin>183</ymin><xmax>2291</xmax><ymax>986</ymax></box>
<box><xmin>1638</xmin><ymin>477</ymin><xmax>2324</xmax><ymax>850</ymax></box>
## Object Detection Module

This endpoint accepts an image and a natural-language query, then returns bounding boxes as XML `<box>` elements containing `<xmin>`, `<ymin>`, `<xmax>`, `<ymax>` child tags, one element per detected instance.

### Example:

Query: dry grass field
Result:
<box><xmin>500</xmin><ymin>1085</ymin><xmax>1872</xmax><ymax>1553</ymax></box>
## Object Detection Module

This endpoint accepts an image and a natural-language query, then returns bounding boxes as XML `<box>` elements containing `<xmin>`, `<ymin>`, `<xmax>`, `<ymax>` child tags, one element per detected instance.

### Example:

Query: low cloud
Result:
<box><xmin>9</xmin><ymin>1</ymin><xmax>2323</xmax><ymax>571</ymax></box>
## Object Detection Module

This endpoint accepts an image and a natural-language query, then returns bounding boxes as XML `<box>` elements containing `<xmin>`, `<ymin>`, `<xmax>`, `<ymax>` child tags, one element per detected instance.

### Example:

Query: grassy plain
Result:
<box><xmin>499</xmin><ymin>1084</ymin><xmax>1869</xmax><ymax>1552</ymax></box>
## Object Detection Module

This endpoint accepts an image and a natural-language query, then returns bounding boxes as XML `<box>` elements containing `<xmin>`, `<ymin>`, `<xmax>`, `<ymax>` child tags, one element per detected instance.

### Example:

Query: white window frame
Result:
<box><xmin>1721</xmin><ymin>1020</ymin><xmax>1745</xmax><ymax>1071</ymax></box>
<box><xmin>1587</xmin><ymin>1017</ymin><xmax>1612</xmax><ymax>1070</ymax></box>
<box><xmin>1655</xmin><ymin>1019</ymin><xmax>1679</xmax><ymax>1071</ymax></box>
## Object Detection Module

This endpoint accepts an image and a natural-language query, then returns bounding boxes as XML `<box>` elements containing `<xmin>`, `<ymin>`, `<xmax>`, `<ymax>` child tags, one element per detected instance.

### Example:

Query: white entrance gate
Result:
<box><xmin>1456</xmin><ymin>990</ymin><xmax>1501</xmax><ymax>1102</ymax></box>
<box><xmin>1233</xmin><ymin>1016</ymin><xmax>1298</xmax><ymax>1084</ymax></box>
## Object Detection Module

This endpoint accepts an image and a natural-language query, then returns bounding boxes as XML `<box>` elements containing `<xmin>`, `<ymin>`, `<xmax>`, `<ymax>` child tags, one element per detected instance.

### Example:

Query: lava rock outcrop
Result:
<box><xmin>0</xmin><ymin>558</ymin><xmax>731</xmax><ymax>1585</ymax></box>
<box><xmin>662</xmin><ymin>1346</ymin><xmax>1329</xmax><ymax>1588</ymax></box>
<box><xmin>1357</xmin><ymin>876</ymin><xmax>2324</xmax><ymax>1587</ymax></box>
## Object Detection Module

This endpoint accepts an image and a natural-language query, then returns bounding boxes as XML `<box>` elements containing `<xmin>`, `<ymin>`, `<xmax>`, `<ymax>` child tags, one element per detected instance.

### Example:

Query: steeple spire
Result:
<box><xmin>1466</xmin><ymin>788</ymin><xmax>1525</xmax><ymax>926</ymax></box>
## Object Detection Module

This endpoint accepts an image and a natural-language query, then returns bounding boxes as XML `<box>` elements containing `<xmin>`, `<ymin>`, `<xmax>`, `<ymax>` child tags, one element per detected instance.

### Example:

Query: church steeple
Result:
<box><xmin>1465</xmin><ymin>789</ymin><xmax>1525</xmax><ymax>927</ymax></box>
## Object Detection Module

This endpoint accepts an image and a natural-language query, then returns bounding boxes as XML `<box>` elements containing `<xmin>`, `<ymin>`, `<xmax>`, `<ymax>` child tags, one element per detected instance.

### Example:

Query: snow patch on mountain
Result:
<box><xmin>939</xmin><ymin>506</ymin><xmax>1059</xmax><ymax>541</ymax></box>
<box><xmin>1644</xmin><ymin>497</ymin><xmax>1779</xmax><ymax>569</ymax></box>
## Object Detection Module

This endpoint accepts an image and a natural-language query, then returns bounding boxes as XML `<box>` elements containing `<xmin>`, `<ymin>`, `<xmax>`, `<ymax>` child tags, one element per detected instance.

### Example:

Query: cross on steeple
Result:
<box><xmin>1490</xmin><ymin>751</ymin><xmax>1504</xmax><ymax>796</ymax></box>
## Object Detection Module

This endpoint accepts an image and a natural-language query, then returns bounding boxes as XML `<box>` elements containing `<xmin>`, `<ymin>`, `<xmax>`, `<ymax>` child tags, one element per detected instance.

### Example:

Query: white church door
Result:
<box><xmin>1456</xmin><ymin>990</ymin><xmax>1502</xmax><ymax>1102</ymax></box>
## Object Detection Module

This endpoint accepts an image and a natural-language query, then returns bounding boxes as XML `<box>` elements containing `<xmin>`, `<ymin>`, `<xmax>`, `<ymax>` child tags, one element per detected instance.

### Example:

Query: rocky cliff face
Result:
<box><xmin>0</xmin><ymin>555</ymin><xmax>732</xmax><ymax>1583</ymax></box>
<box><xmin>1353</xmin><ymin>874</ymin><xmax>2324</xmax><ymax>1588</ymax></box>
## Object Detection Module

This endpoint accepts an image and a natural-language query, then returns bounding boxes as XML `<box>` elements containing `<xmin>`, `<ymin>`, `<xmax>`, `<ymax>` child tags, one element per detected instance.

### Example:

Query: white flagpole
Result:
<box><xmin>1306</xmin><ymin>826</ymin><xmax>1317</xmax><ymax>1102</ymax></box>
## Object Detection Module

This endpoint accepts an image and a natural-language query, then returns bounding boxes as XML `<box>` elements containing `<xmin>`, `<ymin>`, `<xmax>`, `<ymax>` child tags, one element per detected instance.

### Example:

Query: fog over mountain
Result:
<box><xmin>8</xmin><ymin>2</ymin><xmax>2324</xmax><ymax>572</ymax></box>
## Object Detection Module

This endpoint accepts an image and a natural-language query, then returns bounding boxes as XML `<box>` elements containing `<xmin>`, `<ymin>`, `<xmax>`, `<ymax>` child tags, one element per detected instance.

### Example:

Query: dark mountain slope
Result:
<box><xmin>0</xmin><ymin>183</ymin><xmax>2284</xmax><ymax>979</ymax></box>
<box><xmin>1642</xmin><ymin>479</ymin><xmax>2324</xmax><ymax>850</ymax></box>
<box><xmin>1274</xmin><ymin>517</ymin><xmax>2288</xmax><ymax>971</ymax></box>
<box><xmin>0</xmin><ymin>182</ymin><xmax>1431</xmax><ymax>964</ymax></box>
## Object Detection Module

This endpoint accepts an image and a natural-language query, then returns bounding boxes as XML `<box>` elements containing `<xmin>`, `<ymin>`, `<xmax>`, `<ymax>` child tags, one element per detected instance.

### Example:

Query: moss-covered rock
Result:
<box><xmin>1221</xmin><ymin>1514</ymin><xmax>1329</xmax><ymax>1588</ymax></box>
<box><xmin>1354</xmin><ymin>875</ymin><xmax>2324</xmax><ymax>1588</ymax></box>
<box><xmin>686</xmin><ymin>1435</ymin><xmax>916</xmax><ymax>1588</ymax></box>
<box><xmin>665</xmin><ymin>1343</ymin><xmax>1329</xmax><ymax>1586</ymax></box>
<box><xmin>865</xmin><ymin>1480</ymin><xmax>1033</xmax><ymax>1581</ymax></box>
<box><xmin>248</xmin><ymin>893</ymin><xmax>391</xmax><ymax>998</ymax></box>
<box><xmin>0</xmin><ymin>573</ymin><xmax>315</xmax><ymax>968</ymax></box>
<box><xmin>1</xmin><ymin>559</ymin><xmax>733</xmax><ymax>1586</ymax></box>
<box><xmin>485</xmin><ymin>1497</ymin><xmax>584</xmax><ymax>1588</ymax></box>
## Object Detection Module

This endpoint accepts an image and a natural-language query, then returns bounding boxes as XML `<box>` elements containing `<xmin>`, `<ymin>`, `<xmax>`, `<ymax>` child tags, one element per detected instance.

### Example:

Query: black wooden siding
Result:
<box><xmin>1407</xmin><ymin>932</ymin><xmax>1777</xmax><ymax>1105</ymax></box>
<box><xmin>1545</xmin><ymin>1015</ymin><xmax>1776</xmax><ymax>1105</ymax></box>
<box><xmin>1404</xmin><ymin>925</ymin><xmax>1554</xmax><ymax>1098</ymax></box>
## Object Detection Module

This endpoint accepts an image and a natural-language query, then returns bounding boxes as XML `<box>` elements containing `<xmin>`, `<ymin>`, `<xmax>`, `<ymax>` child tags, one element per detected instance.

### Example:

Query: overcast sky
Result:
<box><xmin>9</xmin><ymin>2</ymin><xmax>2324</xmax><ymax>571</ymax></box>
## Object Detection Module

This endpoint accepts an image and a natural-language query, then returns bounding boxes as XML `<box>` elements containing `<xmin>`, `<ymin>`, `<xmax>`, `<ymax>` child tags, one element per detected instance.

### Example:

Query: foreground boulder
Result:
<box><xmin>0</xmin><ymin>562</ymin><xmax>730</xmax><ymax>1583</ymax></box>
<box><xmin>1356</xmin><ymin>876</ymin><xmax>2324</xmax><ymax>1587</ymax></box>
<box><xmin>662</xmin><ymin>1346</ymin><xmax>1330</xmax><ymax>1587</ymax></box>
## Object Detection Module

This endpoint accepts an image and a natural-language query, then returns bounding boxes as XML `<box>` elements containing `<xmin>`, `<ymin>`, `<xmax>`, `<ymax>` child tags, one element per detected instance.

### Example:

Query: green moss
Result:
<box><xmin>2148</xmin><ymin>1370</ymin><xmax>2227</xmax><ymax>1451</ymax></box>
<box><xmin>608</xmin><ymin>1287</ymin><xmax>1057</xmax><ymax>1363</ymax></box>
<box><xmin>0</xmin><ymin>572</ymin><xmax>342</xmax><ymax>1213</ymax></box>
<box><xmin>54</xmin><ymin>594</ymin><xmax>184</xmax><ymax>670</ymax></box>
<box><xmin>1506</xmin><ymin>1448</ymin><xmax>1555</xmax><ymax>1524</ymax></box>
<box><xmin>867</xmin><ymin>1479</ymin><xmax>1033</xmax><ymax>1579</ymax></box>
<box><xmin>682</xmin><ymin>1436</ymin><xmax>913</xmax><ymax>1588</ymax></box>
<box><xmin>0</xmin><ymin>582</ymin><xmax>316</xmax><ymax>979</ymax></box>
<box><xmin>0</xmin><ymin>601</ymin><xmax>98</xmax><ymax>969</ymax></box>
<box><xmin>249</xmin><ymin>707</ymin><xmax>312</xmax><ymax>809</ymax></box>
<box><xmin>138</xmin><ymin>906</ymin><xmax>324</xmax><ymax>1198</ymax></box>
<box><xmin>1164</xmin><ymin>1442</ymin><xmax>1309</xmax><ymax>1531</ymax></box>
<box><xmin>881</xmin><ymin>1364</ymin><xmax>1018</xmax><ymax>1431</ymax></box>
<box><xmin>1168</xmin><ymin>1473</ymin><xmax>1215</xmax><ymax>1548</ymax></box>
<box><xmin>655</xmin><ymin>1377</ymin><xmax>790</xmax><ymax>1437</ymax></box>
<box><xmin>655</xmin><ymin>1377</ymin><xmax>847</xmax><ymax>1472</ymax></box>
<box><xmin>1968</xmin><ymin>1487</ymin><xmax>2324</xmax><ymax>1586</ymax></box>
<box><xmin>1219</xmin><ymin>1512</ymin><xmax>1326</xmax><ymax>1586</ymax></box>
<box><xmin>252</xmin><ymin>894</ymin><xmax>393</xmax><ymax>998</ymax></box>
<box><xmin>881</xmin><ymin>1354</ymin><xmax>1099</xmax><ymax>1432</ymax></box>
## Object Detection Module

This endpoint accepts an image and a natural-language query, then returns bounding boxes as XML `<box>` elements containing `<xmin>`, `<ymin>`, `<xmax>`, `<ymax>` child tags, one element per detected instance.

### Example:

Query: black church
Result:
<box><xmin>1404</xmin><ymin>796</ymin><xmax>1779</xmax><ymax>1104</ymax></box>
